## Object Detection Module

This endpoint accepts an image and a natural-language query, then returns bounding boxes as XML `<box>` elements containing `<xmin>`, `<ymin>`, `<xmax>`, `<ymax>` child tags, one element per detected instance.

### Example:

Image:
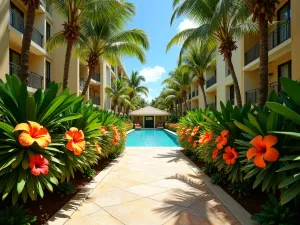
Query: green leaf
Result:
<box><xmin>12</xmin><ymin>150</ymin><xmax>24</xmax><ymax>168</ymax></box>
<box><xmin>248</xmin><ymin>113</ymin><xmax>264</xmax><ymax>135</ymax></box>
<box><xmin>22</xmin><ymin>156</ymin><xmax>29</xmax><ymax>170</ymax></box>
<box><xmin>27</xmin><ymin>174</ymin><xmax>37</xmax><ymax>200</ymax></box>
<box><xmin>0</xmin><ymin>122</ymin><xmax>15</xmax><ymax>139</ymax></box>
<box><xmin>17</xmin><ymin>169</ymin><xmax>27</xmax><ymax>194</ymax></box>
<box><xmin>2</xmin><ymin>171</ymin><xmax>18</xmax><ymax>200</ymax></box>
<box><xmin>0</xmin><ymin>154</ymin><xmax>18</xmax><ymax>171</ymax></box>
<box><xmin>234</xmin><ymin>120</ymin><xmax>258</xmax><ymax>137</ymax></box>
<box><xmin>269</xmin><ymin>131</ymin><xmax>300</xmax><ymax>139</ymax></box>
<box><xmin>280</xmin><ymin>182</ymin><xmax>300</xmax><ymax>205</ymax></box>
<box><xmin>266</xmin><ymin>102</ymin><xmax>300</xmax><ymax>125</ymax></box>
<box><xmin>279</xmin><ymin>174</ymin><xmax>300</xmax><ymax>188</ymax></box>
<box><xmin>280</xmin><ymin>77</ymin><xmax>300</xmax><ymax>105</ymax></box>
<box><xmin>266</xmin><ymin>112</ymin><xmax>279</xmax><ymax>132</ymax></box>
<box><xmin>244</xmin><ymin>167</ymin><xmax>261</xmax><ymax>179</ymax></box>
<box><xmin>277</xmin><ymin>163</ymin><xmax>300</xmax><ymax>172</ymax></box>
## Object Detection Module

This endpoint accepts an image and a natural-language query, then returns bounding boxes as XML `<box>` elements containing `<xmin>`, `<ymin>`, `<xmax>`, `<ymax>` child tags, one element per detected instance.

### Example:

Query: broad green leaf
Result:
<box><xmin>269</xmin><ymin>131</ymin><xmax>300</xmax><ymax>139</ymax></box>
<box><xmin>277</xmin><ymin>162</ymin><xmax>300</xmax><ymax>172</ymax></box>
<box><xmin>266</xmin><ymin>102</ymin><xmax>300</xmax><ymax>125</ymax></box>
<box><xmin>279</xmin><ymin>174</ymin><xmax>300</xmax><ymax>188</ymax></box>
<box><xmin>280</xmin><ymin>77</ymin><xmax>300</xmax><ymax>105</ymax></box>
<box><xmin>17</xmin><ymin>169</ymin><xmax>27</xmax><ymax>194</ymax></box>
<box><xmin>234</xmin><ymin>120</ymin><xmax>258</xmax><ymax>137</ymax></box>
<box><xmin>280</xmin><ymin>182</ymin><xmax>300</xmax><ymax>205</ymax></box>
<box><xmin>12</xmin><ymin>150</ymin><xmax>24</xmax><ymax>168</ymax></box>
<box><xmin>248</xmin><ymin>113</ymin><xmax>264</xmax><ymax>135</ymax></box>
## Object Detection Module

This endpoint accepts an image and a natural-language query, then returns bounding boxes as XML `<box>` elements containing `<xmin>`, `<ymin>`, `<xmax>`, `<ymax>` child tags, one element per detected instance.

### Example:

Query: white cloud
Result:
<box><xmin>178</xmin><ymin>19</ymin><xmax>198</xmax><ymax>32</ymax></box>
<box><xmin>139</xmin><ymin>66</ymin><xmax>166</xmax><ymax>83</ymax></box>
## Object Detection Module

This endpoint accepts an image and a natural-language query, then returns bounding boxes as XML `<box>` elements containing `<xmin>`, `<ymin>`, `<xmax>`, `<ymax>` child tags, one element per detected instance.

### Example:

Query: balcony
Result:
<box><xmin>245</xmin><ymin>82</ymin><xmax>279</xmax><ymax>104</ymax></box>
<box><xmin>91</xmin><ymin>96</ymin><xmax>100</xmax><ymax>105</ymax></box>
<box><xmin>9</xmin><ymin>8</ymin><xmax>44</xmax><ymax>48</ymax></box>
<box><xmin>9</xmin><ymin>62</ymin><xmax>43</xmax><ymax>89</ymax></box>
<box><xmin>91</xmin><ymin>72</ymin><xmax>100</xmax><ymax>82</ymax></box>
<box><xmin>191</xmin><ymin>89</ymin><xmax>199</xmax><ymax>98</ymax></box>
<box><xmin>245</xmin><ymin>21</ymin><xmax>291</xmax><ymax>66</ymax></box>
<box><xmin>206</xmin><ymin>75</ymin><xmax>217</xmax><ymax>89</ymax></box>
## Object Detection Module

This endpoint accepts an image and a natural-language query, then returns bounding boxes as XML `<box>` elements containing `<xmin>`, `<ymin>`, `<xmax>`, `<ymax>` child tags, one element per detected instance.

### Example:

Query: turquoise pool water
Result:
<box><xmin>126</xmin><ymin>129</ymin><xmax>179</xmax><ymax>147</ymax></box>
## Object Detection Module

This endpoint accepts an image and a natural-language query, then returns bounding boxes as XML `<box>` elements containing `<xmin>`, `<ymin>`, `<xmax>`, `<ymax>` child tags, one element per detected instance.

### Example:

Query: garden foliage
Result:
<box><xmin>0</xmin><ymin>75</ymin><xmax>128</xmax><ymax>204</ymax></box>
<box><xmin>174</xmin><ymin>78</ymin><xmax>300</xmax><ymax>212</ymax></box>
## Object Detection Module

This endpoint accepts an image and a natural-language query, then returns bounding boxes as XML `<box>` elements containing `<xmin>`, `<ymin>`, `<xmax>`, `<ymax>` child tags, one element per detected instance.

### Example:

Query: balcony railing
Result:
<box><xmin>208</xmin><ymin>102</ymin><xmax>216</xmax><ymax>109</ymax></box>
<box><xmin>91</xmin><ymin>96</ymin><xmax>100</xmax><ymax>105</ymax></box>
<box><xmin>206</xmin><ymin>75</ymin><xmax>217</xmax><ymax>88</ymax></box>
<box><xmin>9</xmin><ymin>9</ymin><xmax>44</xmax><ymax>48</ymax></box>
<box><xmin>91</xmin><ymin>72</ymin><xmax>100</xmax><ymax>82</ymax></box>
<box><xmin>9</xmin><ymin>62</ymin><xmax>43</xmax><ymax>89</ymax></box>
<box><xmin>245</xmin><ymin>82</ymin><xmax>279</xmax><ymax>104</ymax></box>
<box><xmin>245</xmin><ymin>21</ymin><xmax>291</xmax><ymax>65</ymax></box>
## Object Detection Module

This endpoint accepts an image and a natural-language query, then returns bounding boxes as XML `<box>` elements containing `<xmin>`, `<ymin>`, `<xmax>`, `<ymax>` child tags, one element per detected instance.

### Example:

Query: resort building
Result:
<box><xmin>187</xmin><ymin>0</ymin><xmax>300</xmax><ymax>111</ymax></box>
<box><xmin>0</xmin><ymin>0</ymin><xmax>127</xmax><ymax>110</ymax></box>
<box><xmin>129</xmin><ymin>106</ymin><xmax>170</xmax><ymax>128</ymax></box>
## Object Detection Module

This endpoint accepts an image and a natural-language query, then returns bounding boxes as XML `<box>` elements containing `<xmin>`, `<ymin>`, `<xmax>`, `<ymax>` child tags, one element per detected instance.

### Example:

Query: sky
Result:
<box><xmin>123</xmin><ymin>0</ymin><xmax>197</xmax><ymax>102</ymax></box>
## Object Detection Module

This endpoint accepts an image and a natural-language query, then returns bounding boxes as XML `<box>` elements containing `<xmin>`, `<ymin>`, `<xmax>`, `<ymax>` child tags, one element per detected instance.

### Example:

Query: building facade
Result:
<box><xmin>0</xmin><ymin>0</ymin><xmax>127</xmax><ymax>110</ymax></box>
<box><xmin>186</xmin><ymin>0</ymin><xmax>300</xmax><ymax>111</ymax></box>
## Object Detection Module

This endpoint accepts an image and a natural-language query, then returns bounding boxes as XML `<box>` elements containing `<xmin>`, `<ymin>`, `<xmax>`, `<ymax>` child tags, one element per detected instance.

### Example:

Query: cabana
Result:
<box><xmin>129</xmin><ymin>106</ymin><xmax>170</xmax><ymax>128</ymax></box>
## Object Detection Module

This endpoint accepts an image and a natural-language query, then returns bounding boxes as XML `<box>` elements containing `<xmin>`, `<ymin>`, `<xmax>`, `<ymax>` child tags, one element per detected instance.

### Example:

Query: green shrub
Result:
<box><xmin>202</xmin><ymin>163</ymin><xmax>216</xmax><ymax>176</ymax></box>
<box><xmin>55</xmin><ymin>182</ymin><xmax>77</xmax><ymax>197</ymax></box>
<box><xmin>229</xmin><ymin>182</ymin><xmax>251</xmax><ymax>198</ymax></box>
<box><xmin>82</xmin><ymin>168</ymin><xmax>96</xmax><ymax>179</ymax></box>
<box><xmin>251</xmin><ymin>194</ymin><xmax>297</xmax><ymax>225</ymax></box>
<box><xmin>210</xmin><ymin>172</ymin><xmax>226</xmax><ymax>185</ymax></box>
<box><xmin>0</xmin><ymin>205</ymin><xmax>36</xmax><ymax>225</ymax></box>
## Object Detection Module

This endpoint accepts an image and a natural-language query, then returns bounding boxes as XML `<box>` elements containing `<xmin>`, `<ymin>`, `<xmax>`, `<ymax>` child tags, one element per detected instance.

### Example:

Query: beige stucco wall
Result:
<box><xmin>0</xmin><ymin>0</ymin><xmax>10</xmax><ymax>80</ymax></box>
<box><xmin>291</xmin><ymin>0</ymin><xmax>300</xmax><ymax>81</ymax></box>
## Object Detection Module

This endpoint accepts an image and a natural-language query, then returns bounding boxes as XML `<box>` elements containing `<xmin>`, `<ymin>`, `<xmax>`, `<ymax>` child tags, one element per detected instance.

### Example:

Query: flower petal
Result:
<box><xmin>250</xmin><ymin>135</ymin><xmax>264</xmax><ymax>149</ymax></box>
<box><xmin>247</xmin><ymin>148</ymin><xmax>258</xmax><ymax>160</ymax></box>
<box><xmin>225</xmin><ymin>146</ymin><xmax>231</xmax><ymax>153</ymax></box>
<box><xmin>18</xmin><ymin>132</ymin><xmax>35</xmax><ymax>147</ymax></box>
<box><xmin>69</xmin><ymin>127</ymin><xmax>79</xmax><ymax>132</ymax></box>
<box><xmin>216</xmin><ymin>143</ymin><xmax>223</xmax><ymax>150</ymax></box>
<box><xmin>264</xmin><ymin>147</ymin><xmax>279</xmax><ymax>162</ymax></box>
<box><xmin>31</xmin><ymin>166</ymin><xmax>41</xmax><ymax>176</ymax></box>
<box><xmin>221</xmin><ymin>130</ymin><xmax>229</xmax><ymax>137</ymax></box>
<box><xmin>254</xmin><ymin>155</ymin><xmax>266</xmax><ymax>168</ymax></box>
<box><xmin>263</xmin><ymin>135</ymin><xmax>278</xmax><ymax>148</ymax></box>
<box><xmin>35</xmin><ymin>136</ymin><xmax>51</xmax><ymax>149</ymax></box>
<box><xmin>65</xmin><ymin>131</ymin><xmax>74</xmax><ymax>140</ymax></box>
<box><xmin>28</xmin><ymin>121</ymin><xmax>42</xmax><ymax>136</ymax></box>
<box><xmin>14</xmin><ymin>123</ymin><xmax>30</xmax><ymax>132</ymax></box>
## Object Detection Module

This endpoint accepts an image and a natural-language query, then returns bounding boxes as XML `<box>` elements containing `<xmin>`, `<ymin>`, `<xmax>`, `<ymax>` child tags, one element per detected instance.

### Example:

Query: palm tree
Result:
<box><xmin>46</xmin><ymin>0</ymin><xmax>135</xmax><ymax>89</ymax></box>
<box><xmin>125</xmin><ymin>71</ymin><xmax>149</xmax><ymax>114</ymax></box>
<box><xmin>245</xmin><ymin>0</ymin><xmax>279</xmax><ymax>108</ymax></box>
<box><xmin>167</xmin><ymin>0</ymin><xmax>257</xmax><ymax>107</ymax></box>
<box><xmin>73</xmin><ymin>18</ymin><xmax>149</xmax><ymax>96</ymax></box>
<box><xmin>105</xmin><ymin>79</ymin><xmax>131</xmax><ymax>114</ymax></box>
<box><xmin>179</xmin><ymin>40</ymin><xmax>216</xmax><ymax>108</ymax></box>
<box><xmin>138</xmin><ymin>98</ymin><xmax>149</xmax><ymax>108</ymax></box>
<box><xmin>163</xmin><ymin>67</ymin><xmax>193</xmax><ymax>112</ymax></box>
<box><xmin>19</xmin><ymin>0</ymin><xmax>41</xmax><ymax>83</ymax></box>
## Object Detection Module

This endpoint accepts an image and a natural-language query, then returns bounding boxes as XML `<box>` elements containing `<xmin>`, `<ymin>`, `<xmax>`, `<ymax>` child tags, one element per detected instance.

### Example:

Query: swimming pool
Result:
<box><xmin>126</xmin><ymin>129</ymin><xmax>179</xmax><ymax>147</ymax></box>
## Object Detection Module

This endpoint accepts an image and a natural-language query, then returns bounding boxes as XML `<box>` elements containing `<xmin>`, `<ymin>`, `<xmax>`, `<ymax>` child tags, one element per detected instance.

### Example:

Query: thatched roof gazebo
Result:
<box><xmin>129</xmin><ymin>106</ymin><xmax>170</xmax><ymax>128</ymax></box>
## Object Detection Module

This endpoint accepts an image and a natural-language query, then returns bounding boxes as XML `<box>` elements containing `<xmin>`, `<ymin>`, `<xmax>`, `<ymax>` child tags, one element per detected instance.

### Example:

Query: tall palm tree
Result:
<box><xmin>125</xmin><ymin>71</ymin><xmax>149</xmax><ymax>114</ymax></box>
<box><xmin>105</xmin><ymin>79</ymin><xmax>131</xmax><ymax>114</ymax></box>
<box><xmin>245</xmin><ymin>0</ymin><xmax>279</xmax><ymax>108</ymax></box>
<box><xmin>179</xmin><ymin>40</ymin><xmax>216</xmax><ymax>108</ymax></box>
<box><xmin>19</xmin><ymin>0</ymin><xmax>41</xmax><ymax>83</ymax></box>
<box><xmin>46</xmin><ymin>0</ymin><xmax>135</xmax><ymax>89</ymax></box>
<box><xmin>163</xmin><ymin>67</ymin><xmax>193</xmax><ymax>112</ymax></box>
<box><xmin>167</xmin><ymin>0</ymin><xmax>257</xmax><ymax>107</ymax></box>
<box><xmin>72</xmin><ymin>17</ymin><xmax>149</xmax><ymax>96</ymax></box>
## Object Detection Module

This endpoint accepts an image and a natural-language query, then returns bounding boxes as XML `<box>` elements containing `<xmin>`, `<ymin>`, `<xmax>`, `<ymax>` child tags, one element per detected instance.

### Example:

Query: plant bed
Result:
<box><xmin>182</xmin><ymin>150</ymin><xmax>268</xmax><ymax>215</ymax></box>
<box><xmin>24</xmin><ymin>158</ymin><xmax>112</xmax><ymax>225</ymax></box>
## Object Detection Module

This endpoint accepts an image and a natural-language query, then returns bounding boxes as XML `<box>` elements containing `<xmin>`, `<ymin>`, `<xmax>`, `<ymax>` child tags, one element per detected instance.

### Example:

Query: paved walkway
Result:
<box><xmin>65</xmin><ymin>147</ymin><xmax>240</xmax><ymax>225</ymax></box>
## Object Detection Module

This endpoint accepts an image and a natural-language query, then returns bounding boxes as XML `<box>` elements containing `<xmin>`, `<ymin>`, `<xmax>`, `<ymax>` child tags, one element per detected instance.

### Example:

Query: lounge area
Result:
<box><xmin>129</xmin><ymin>106</ymin><xmax>170</xmax><ymax>129</ymax></box>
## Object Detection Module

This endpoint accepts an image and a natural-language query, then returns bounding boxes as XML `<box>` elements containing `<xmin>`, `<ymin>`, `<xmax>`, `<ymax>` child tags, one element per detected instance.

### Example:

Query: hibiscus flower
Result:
<box><xmin>29</xmin><ymin>154</ymin><xmax>49</xmax><ymax>176</ymax></box>
<box><xmin>247</xmin><ymin>135</ymin><xmax>279</xmax><ymax>168</ymax></box>
<box><xmin>65</xmin><ymin>127</ymin><xmax>85</xmax><ymax>155</ymax></box>
<box><xmin>223</xmin><ymin>146</ymin><xmax>238</xmax><ymax>165</ymax></box>
<box><xmin>199</xmin><ymin>131</ymin><xmax>213</xmax><ymax>144</ymax></box>
<box><xmin>212</xmin><ymin>149</ymin><xmax>219</xmax><ymax>159</ymax></box>
<box><xmin>216</xmin><ymin>130</ymin><xmax>229</xmax><ymax>150</ymax></box>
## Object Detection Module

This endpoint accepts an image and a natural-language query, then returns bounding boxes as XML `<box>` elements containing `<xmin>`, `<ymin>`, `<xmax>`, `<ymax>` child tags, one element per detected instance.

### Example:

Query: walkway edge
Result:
<box><xmin>46</xmin><ymin>158</ymin><xmax>119</xmax><ymax>225</ymax></box>
<box><xmin>180</xmin><ymin>152</ymin><xmax>256</xmax><ymax>225</ymax></box>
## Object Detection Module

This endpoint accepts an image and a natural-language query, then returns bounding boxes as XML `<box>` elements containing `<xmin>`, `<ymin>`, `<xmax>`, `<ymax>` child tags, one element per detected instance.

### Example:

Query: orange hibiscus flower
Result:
<box><xmin>223</xmin><ymin>146</ymin><xmax>238</xmax><ymax>165</ymax></box>
<box><xmin>191</xmin><ymin>126</ymin><xmax>200</xmax><ymax>136</ymax></box>
<box><xmin>188</xmin><ymin>136</ymin><xmax>193</xmax><ymax>142</ymax></box>
<box><xmin>100</xmin><ymin>126</ymin><xmax>108</xmax><ymax>135</ymax></box>
<box><xmin>212</xmin><ymin>149</ymin><xmax>219</xmax><ymax>159</ymax></box>
<box><xmin>14</xmin><ymin>121</ymin><xmax>51</xmax><ymax>148</ymax></box>
<box><xmin>185</xmin><ymin>128</ymin><xmax>191</xmax><ymax>135</ymax></box>
<box><xmin>193</xmin><ymin>141</ymin><xmax>197</xmax><ymax>148</ymax></box>
<box><xmin>247</xmin><ymin>135</ymin><xmax>279</xmax><ymax>168</ymax></box>
<box><xmin>199</xmin><ymin>131</ymin><xmax>213</xmax><ymax>144</ymax></box>
<box><xmin>65</xmin><ymin>127</ymin><xmax>85</xmax><ymax>155</ymax></box>
<box><xmin>95</xmin><ymin>141</ymin><xmax>103</xmax><ymax>155</ymax></box>
<box><xmin>216</xmin><ymin>130</ymin><xmax>229</xmax><ymax>150</ymax></box>
<box><xmin>29</xmin><ymin>154</ymin><xmax>49</xmax><ymax>176</ymax></box>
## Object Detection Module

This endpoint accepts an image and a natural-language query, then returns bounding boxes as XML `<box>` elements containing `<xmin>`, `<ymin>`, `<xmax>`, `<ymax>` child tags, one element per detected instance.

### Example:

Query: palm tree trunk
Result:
<box><xmin>200</xmin><ymin>84</ymin><xmax>208</xmax><ymax>108</ymax></box>
<box><xmin>19</xmin><ymin>2</ymin><xmax>36</xmax><ymax>84</ymax></box>
<box><xmin>114</xmin><ymin>103</ymin><xmax>118</xmax><ymax>114</ymax></box>
<box><xmin>258</xmin><ymin>17</ymin><xmax>269</xmax><ymax>109</ymax></box>
<box><xmin>226</xmin><ymin>57</ymin><xmax>242</xmax><ymax>107</ymax></box>
<box><xmin>63</xmin><ymin>40</ymin><xmax>74</xmax><ymax>89</ymax></box>
<box><xmin>184</xmin><ymin>100</ymin><xmax>189</xmax><ymax>112</ymax></box>
<box><xmin>81</xmin><ymin>65</ymin><xmax>95</xmax><ymax>96</ymax></box>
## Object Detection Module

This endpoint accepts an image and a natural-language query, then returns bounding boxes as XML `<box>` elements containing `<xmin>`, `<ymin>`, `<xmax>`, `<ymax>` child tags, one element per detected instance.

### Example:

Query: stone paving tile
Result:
<box><xmin>163</xmin><ymin>211</ymin><xmax>212</xmax><ymax>225</ymax></box>
<box><xmin>66</xmin><ymin>208</ymin><xmax>123</xmax><ymax>225</ymax></box>
<box><xmin>124</xmin><ymin>184</ymin><xmax>169</xmax><ymax>197</ymax></box>
<box><xmin>104</xmin><ymin>198</ymin><xmax>185</xmax><ymax>225</ymax></box>
<box><xmin>71</xmin><ymin>202</ymin><xmax>102</xmax><ymax>218</ymax></box>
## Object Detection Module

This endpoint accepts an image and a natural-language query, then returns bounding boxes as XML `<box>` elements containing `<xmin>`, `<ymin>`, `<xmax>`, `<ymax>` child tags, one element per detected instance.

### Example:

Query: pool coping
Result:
<box><xmin>164</xmin><ymin>129</ymin><xmax>255</xmax><ymax>225</ymax></box>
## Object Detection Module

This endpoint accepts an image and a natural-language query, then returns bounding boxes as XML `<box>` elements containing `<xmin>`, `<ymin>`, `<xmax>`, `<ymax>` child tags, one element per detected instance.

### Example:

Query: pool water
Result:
<box><xmin>126</xmin><ymin>129</ymin><xmax>179</xmax><ymax>147</ymax></box>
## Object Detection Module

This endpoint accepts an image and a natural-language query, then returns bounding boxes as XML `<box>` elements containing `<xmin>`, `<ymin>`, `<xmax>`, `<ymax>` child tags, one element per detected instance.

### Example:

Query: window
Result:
<box><xmin>46</xmin><ymin>61</ymin><xmax>51</xmax><ymax>87</ymax></box>
<box><xmin>278</xmin><ymin>61</ymin><xmax>291</xmax><ymax>91</ymax></box>
<box><xmin>230</xmin><ymin>85</ymin><xmax>234</xmax><ymax>105</ymax></box>
<box><xmin>9</xmin><ymin>49</ymin><xmax>21</xmax><ymax>76</ymax></box>
<box><xmin>10</xmin><ymin>2</ymin><xmax>24</xmax><ymax>33</ymax></box>
<box><xmin>277</xmin><ymin>1</ymin><xmax>291</xmax><ymax>43</ymax></box>
<box><xmin>106</xmin><ymin>66</ymin><xmax>111</xmax><ymax>85</ymax></box>
<box><xmin>46</xmin><ymin>22</ymin><xmax>51</xmax><ymax>41</ymax></box>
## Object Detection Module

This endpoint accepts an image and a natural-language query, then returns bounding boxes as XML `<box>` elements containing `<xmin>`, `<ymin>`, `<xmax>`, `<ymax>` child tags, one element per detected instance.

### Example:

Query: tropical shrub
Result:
<box><xmin>229</xmin><ymin>182</ymin><xmax>251</xmax><ymax>198</ymax></box>
<box><xmin>82</xmin><ymin>168</ymin><xmax>96</xmax><ymax>179</ymax></box>
<box><xmin>165</xmin><ymin>123</ymin><xmax>178</xmax><ymax>132</ymax></box>
<box><xmin>0</xmin><ymin>75</ymin><xmax>128</xmax><ymax>204</ymax></box>
<box><xmin>210</xmin><ymin>172</ymin><xmax>226</xmax><ymax>185</ymax></box>
<box><xmin>55</xmin><ymin>182</ymin><xmax>77</xmax><ymax>197</ymax></box>
<box><xmin>0</xmin><ymin>205</ymin><xmax>36</xmax><ymax>225</ymax></box>
<box><xmin>251</xmin><ymin>194</ymin><xmax>297</xmax><ymax>225</ymax></box>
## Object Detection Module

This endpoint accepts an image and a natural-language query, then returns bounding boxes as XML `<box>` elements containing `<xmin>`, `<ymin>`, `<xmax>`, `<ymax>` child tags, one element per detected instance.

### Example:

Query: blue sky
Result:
<box><xmin>123</xmin><ymin>0</ymin><xmax>197</xmax><ymax>102</ymax></box>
